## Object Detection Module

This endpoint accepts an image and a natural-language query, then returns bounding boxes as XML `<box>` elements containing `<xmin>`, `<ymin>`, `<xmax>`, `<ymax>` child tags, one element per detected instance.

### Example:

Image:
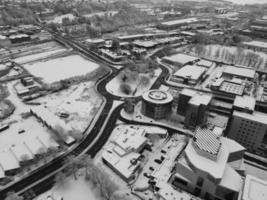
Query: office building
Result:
<box><xmin>227</xmin><ymin>96</ymin><xmax>267</xmax><ymax>154</ymax></box>
<box><xmin>184</xmin><ymin>93</ymin><xmax>212</xmax><ymax>129</ymax></box>
<box><xmin>222</xmin><ymin>66</ymin><xmax>255</xmax><ymax>81</ymax></box>
<box><xmin>141</xmin><ymin>90</ymin><xmax>173</xmax><ymax>120</ymax></box>
<box><xmin>174</xmin><ymin>127</ymin><xmax>245</xmax><ymax>200</ymax></box>
<box><xmin>177</xmin><ymin>89</ymin><xmax>197</xmax><ymax>115</ymax></box>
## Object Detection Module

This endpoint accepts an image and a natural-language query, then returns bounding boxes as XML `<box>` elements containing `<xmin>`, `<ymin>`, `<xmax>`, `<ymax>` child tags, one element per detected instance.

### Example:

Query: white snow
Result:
<box><xmin>31</xmin><ymin>82</ymin><xmax>103</xmax><ymax>132</ymax></box>
<box><xmin>106</xmin><ymin>68</ymin><xmax>161</xmax><ymax>98</ymax></box>
<box><xmin>14</xmin><ymin>49</ymin><xmax>67</xmax><ymax>64</ymax></box>
<box><xmin>48</xmin><ymin>14</ymin><xmax>76</xmax><ymax>24</ymax></box>
<box><xmin>23</xmin><ymin>55</ymin><xmax>99</xmax><ymax>84</ymax></box>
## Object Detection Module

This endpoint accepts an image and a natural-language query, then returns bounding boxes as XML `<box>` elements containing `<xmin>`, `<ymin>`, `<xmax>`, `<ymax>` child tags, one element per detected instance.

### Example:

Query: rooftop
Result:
<box><xmin>10</xmin><ymin>143</ymin><xmax>34</xmax><ymax>162</ymax></box>
<box><xmin>160</xmin><ymin>18</ymin><xmax>198</xmax><ymax>26</ymax></box>
<box><xmin>243</xmin><ymin>40</ymin><xmax>267</xmax><ymax>49</ymax></box>
<box><xmin>189</xmin><ymin>92</ymin><xmax>212</xmax><ymax>106</ymax></box>
<box><xmin>163</xmin><ymin>53</ymin><xmax>199</xmax><ymax>66</ymax></box>
<box><xmin>219</xmin><ymin>81</ymin><xmax>245</xmax><ymax>95</ymax></box>
<box><xmin>219</xmin><ymin>165</ymin><xmax>243</xmax><ymax>192</ymax></box>
<box><xmin>233</xmin><ymin>110</ymin><xmax>267</xmax><ymax>124</ymax></box>
<box><xmin>174</xmin><ymin>65</ymin><xmax>206</xmax><ymax>81</ymax></box>
<box><xmin>234</xmin><ymin>95</ymin><xmax>256</xmax><ymax>112</ymax></box>
<box><xmin>193</xmin><ymin>128</ymin><xmax>222</xmax><ymax>161</ymax></box>
<box><xmin>243</xmin><ymin>175</ymin><xmax>267</xmax><ymax>200</ymax></box>
<box><xmin>142</xmin><ymin>90</ymin><xmax>173</xmax><ymax>104</ymax></box>
<box><xmin>223</xmin><ymin>66</ymin><xmax>255</xmax><ymax>79</ymax></box>
<box><xmin>197</xmin><ymin>60</ymin><xmax>213</xmax><ymax>68</ymax></box>
<box><xmin>180</xmin><ymin>88</ymin><xmax>197</xmax><ymax>97</ymax></box>
<box><xmin>0</xmin><ymin>151</ymin><xmax>20</xmax><ymax>172</ymax></box>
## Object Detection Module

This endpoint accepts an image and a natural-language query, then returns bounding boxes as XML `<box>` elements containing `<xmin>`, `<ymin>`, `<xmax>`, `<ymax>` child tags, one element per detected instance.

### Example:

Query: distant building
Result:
<box><xmin>172</xmin><ymin>64</ymin><xmax>207</xmax><ymax>85</ymax></box>
<box><xmin>0</xmin><ymin>35</ymin><xmax>11</xmax><ymax>47</ymax></box>
<box><xmin>222</xmin><ymin>66</ymin><xmax>256</xmax><ymax>81</ymax></box>
<box><xmin>211</xmin><ymin>78</ymin><xmax>245</xmax><ymax>96</ymax></box>
<box><xmin>162</xmin><ymin>53</ymin><xmax>199</xmax><ymax>68</ymax></box>
<box><xmin>21</xmin><ymin>77</ymin><xmax>34</xmax><ymax>86</ymax></box>
<box><xmin>174</xmin><ymin>127</ymin><xmax>245</xmax><ymax>200</ymax></box>
<box><xmin>227</xmin><ymin>96</ymin><xmax>267</xmax><ymax>155</ymax></box>
<box><xmin>242</xmin><ymin>40</ymin><xmax>267</xmax><ymax>53</ymax></box>
<box><xmin>158</xmin><ymin>18</ymin><xmax>199</xmax><ymax>30</ymax></box>
<box><xmin>141</xmin><ymin>90</ymin><xmax>173</xmax><ymax>120</ymax></box>
<box><xmin>9</xmin><ymin>34</ymin><xmax>31</xmax><ymax>44</ymax></box>
<box><xmin>242</xmin><ymin>175</ymin><xmax>267</xmax><ymax>200</ymax></box>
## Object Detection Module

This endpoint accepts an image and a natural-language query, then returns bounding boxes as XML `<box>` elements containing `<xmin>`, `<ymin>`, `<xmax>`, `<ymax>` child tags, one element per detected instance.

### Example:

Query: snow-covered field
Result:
<box><xmin>31</xmin><ymin>82</ymin><xmax>103</xmax><ymax>132</ymax></box>
<box><xmin>106</xmin><ymin>68</ymin><xmax>161</xmax><ymax>97</ymax></box>
<box><xmin>23</xmin><ymin>54</ymin><xmax>100</xmax><ymax>84</ymax></box>
<box><xmin>35</xmin><ymin>172</ymin><xmax>102</xmax><ymax>200</ymax></box>
<box><xmin>14</xmin><ymin>49</ymin><xmax>67</xmax><ymax>64</ymax></box>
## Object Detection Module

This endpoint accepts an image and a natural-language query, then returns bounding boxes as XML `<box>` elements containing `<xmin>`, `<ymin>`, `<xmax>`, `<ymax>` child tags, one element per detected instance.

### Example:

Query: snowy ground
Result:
<box><xmin>106</xmin><ymin>68</ymin><xmax>161</xmax><ymax>97</ymax></box>
<box><xmin>23</xmin><ymin>54</ymin><xmax>100</xmax><ymax>84</ymax></box>
<box><xmin>14</xmin><ymin>49</ymin><xmax>68</xmax><ymax>65</ymax></box>
<box><xmin>47</xmin><ymin>14</ymin><xmax>76</xmax><ymax>24</ymax></box>
<box><xmin>0</xmin><ymin>81</ymin><xmax>57</xmax><ymax>152</ymax></box>
<box><xmin>35</xmin><ymin>171</ymin><xmax>102</xmax><ymax>200</ymax></box>
<box><xmin>31</xmin><ymin>82</ymin><xmax>103</xmax><ymax>132</ymax></box>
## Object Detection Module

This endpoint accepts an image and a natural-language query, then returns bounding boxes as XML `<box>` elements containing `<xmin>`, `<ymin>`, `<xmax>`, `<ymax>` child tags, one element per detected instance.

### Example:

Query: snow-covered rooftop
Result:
<box><xmin>234</xmin><ymin>95</ymin><xmax>256</xmax><ymax>112</ymax></box>
<box><xmin>189</xmin><ymin>92</ymin><xmax>212</xmax><ymax>106</ymax></box>
<box><xmin>219</xmin><ymin>165</ymin><xmax>243</xmax><ymax>192</ymax></box>
<box><xmin>174</xmin><ymin>65</ymin><xmax>206</xmax><ymax>80</ymax></box>
<box><xmin>163</xmin><ymin>53</ymin><xmax>199</xmax><ymax>65</ymax></box>
<box><xmin>243</xmin><ymin>40</ymin><xmax>267</xmax><ymax>49</ymax></box>
<box><xmin>24</xmin><ymin>137</ymin><xmax>47</xmax><ymax>155</ymax></box>
<box><xmin>160</xmin><ymin>18</ymin><xmax>198</xmax><ymax>26</ymax></box>
<box><xmin>0</xmin><ymin>151</ymin><xmax>20</xmax><ymax>172</ymax></box>
<box><xmin>142</xmin><ymin>90</ymin><xmax>173</xmax><ymax>105</ymax></box>
<box><xmin>233</xmin><ymin>110</ymin><xmax>267</xmax><ymax>124</ymax></box>
<box><xmin>197</xmin><ymin>59</ymin><xmax>213</xmax><ymax>68</ymax></box>
<box><xmin>243</xmin><ymin>175</ymin><xmax>267</xmax><ymax>200</ymax></box>
<box><xmin>180</xmin><ymin>88</ymin><xmax>197</xmax><ymax>97</ymax></box>
<box><xmin>223</xmin><ymin>66</ymin><xmax>255</xmax><ymax>79</ymax></box>
<box><xmin>10</xmin><ymin>143</ymin><xmax>34</xmax><ymax>162</ymax></box>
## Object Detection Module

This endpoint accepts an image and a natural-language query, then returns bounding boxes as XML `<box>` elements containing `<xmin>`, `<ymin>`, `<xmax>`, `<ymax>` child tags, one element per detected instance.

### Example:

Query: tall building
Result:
<box><xmin>177</xmin><ymin>88</ymin><xmax>197</xmax><ymax>115</ymax></box>
<box><xmin>174</xmin><ymin>127</ymin><xmax>245</xmax><ymax>200</ymax></box>
<box><xmin>141</xmin><ymin>90</ymin><xmax>173</xmax><ymax>120</ymax></box>
<box><xmin>227</xmin><ymin>96</ymin><xmax>267</xmax><ymax>155</ymax></box>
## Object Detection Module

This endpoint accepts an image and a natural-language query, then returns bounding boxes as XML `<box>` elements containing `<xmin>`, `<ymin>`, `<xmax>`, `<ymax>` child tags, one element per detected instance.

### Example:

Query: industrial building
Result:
<box><xmin>162</xmin><ymin>53</ymin><xmax>199</xmax><ymax>68</ymax></box>
<box><xmin>172</xmin><ymin>64</ymin><xmax>207</xmax><ymax>85</ymax></box>
<box><xmin>221</xmin><ymin>66</ymin><xmax>255</xmax><ymax>81</ymax></box>
<box><xmin>141</xmin><ymin>90</ymin><xmax>173</xmax><ymax>120</ymax></box>
<box><xmin>174</xmin><ymin>127</ymin><xmax>245</xmax><ymax>200</ymax></box>
<box><xmin>242</xmin><ymin>40</ymin><xmax>267</xmax><ymax>53</ymax></box>
<box><xmin>227</xmin><ymin>96</ymin><xmax>267</xmax><ymax>155</ymax></box>
<box><xmin>157</xmin><ymin>18</ymin><xmax>199</xmax><ymax>30</ymax></box>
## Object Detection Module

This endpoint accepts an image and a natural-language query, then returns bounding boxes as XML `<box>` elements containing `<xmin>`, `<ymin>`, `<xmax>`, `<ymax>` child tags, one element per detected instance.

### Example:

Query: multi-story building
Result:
<box><xmin>227</xmin><ymin>96</ymin><xmax>267</xmax><ymax>155</ymax></box>
<box><xmin>141</xmin><ymin>90</ymin><xmax>173</xmax><ymax>120</ymax></box>
<box><xmin>184</xmin><ymin>93</ymin><xmax>212</xmax><ymax>129</ymax></box>
<box><xmin>173</xmin><ymin>127</ymin><xmax>245</xmax><ymax>200</ymax></box>
<box><xmin>177</xmin><ymin>89</ymin><xmax>197</xmax><ymax>115</ymax></box>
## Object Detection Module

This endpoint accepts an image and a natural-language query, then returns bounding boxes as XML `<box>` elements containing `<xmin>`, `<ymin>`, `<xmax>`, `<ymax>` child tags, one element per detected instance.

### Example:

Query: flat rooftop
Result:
<box><xmin>234</xmin><ymin>96</ymin><xmax>256</xmax><ymax>111</ymax></box>
<box><xmin>160</xmin><ymin>18</ymin><xmax>198</xmax><ymax>26</ymax></box>
<box><xmin>180</xmin><ymin>88</ymin><xmax>197</xmax><ymax>97</ymax></box>
<box><xmin>0</xmin><ymin>151</ymin><xmax>20</xmax><ymax>172</ymax></box>
<box><xmin>243</xmin><ymin>175</ymin><xmax>267</xmax><ymax>200</ymax></box>
<box><xmin>142</xmin><ymin>90</ymin><xmax>173</xmax><ymax>104</ymax></box>
<box><xmin>174</xmin><ymin>65</ymin><xmax>206</xmax><ymax>81</ymax></box>
<box><xmin>189</xmin><ymin>92</ymin><xmax>212</xmax><ymax>106</ymax></box>
<box><xmin>163</xmin><ymin>53</ymin><xmax>199</xmax><ymax>65</ymax></box>
<box><xmin>233</xmin><ymin>110</ymin><xmax>267</xmax><ymax>124</ymax></box>
<box><xmin>243</xmin><ymin>40</ymin><xmax>267</xmax><ymax>49</ymax></box>
<box><xmin>223</xmin><ymin>66</ymin><xmax>255</xmax><ymax>79</ymax></box>
<box><xmin>219</xmin><ymin>81</ymin><xmax>245</xmax><ymax>96</ymax></box>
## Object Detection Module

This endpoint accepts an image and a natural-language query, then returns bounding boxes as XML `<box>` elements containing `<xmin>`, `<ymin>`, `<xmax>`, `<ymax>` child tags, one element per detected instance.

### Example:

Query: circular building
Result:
<box><xmin>141</xmin><ymin>90</ymin><xmax>173</xmax><ymax>120</ymax></box>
